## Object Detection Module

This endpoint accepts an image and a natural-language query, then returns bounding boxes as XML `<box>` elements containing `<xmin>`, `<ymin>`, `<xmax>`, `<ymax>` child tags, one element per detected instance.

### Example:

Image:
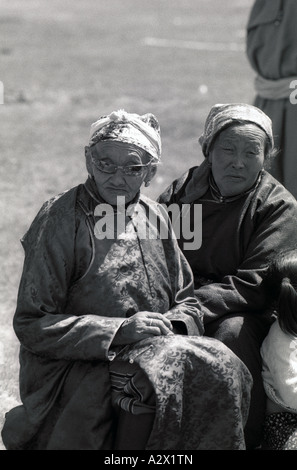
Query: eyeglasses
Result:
<box><xmin>91</xmin><ymin>157</ymin><xmax>152</xmax><ymax>177</ymax></box>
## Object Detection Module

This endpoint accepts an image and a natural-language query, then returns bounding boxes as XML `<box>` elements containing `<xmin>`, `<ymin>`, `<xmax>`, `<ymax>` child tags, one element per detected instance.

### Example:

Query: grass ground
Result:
<box><xmin>0</xmin><ymin>0</ymin><xmax>255</xmax><ymax>449</ymax></box>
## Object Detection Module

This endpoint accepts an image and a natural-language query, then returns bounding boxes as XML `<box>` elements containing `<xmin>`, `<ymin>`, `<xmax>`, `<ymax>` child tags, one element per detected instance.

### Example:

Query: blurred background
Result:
<box><xmin>0</xmin><ymin>0</ymin><xmax>255</xmax><ymax>449</ymax></box>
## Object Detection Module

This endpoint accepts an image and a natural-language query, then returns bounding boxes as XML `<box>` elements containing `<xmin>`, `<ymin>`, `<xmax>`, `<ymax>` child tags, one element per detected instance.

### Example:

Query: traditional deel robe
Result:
<box><xmin>158</xmin><ymin>167</ymin><xmax>297</xmax><ymax>324</ymax></box>
<box><xmin>1</xmin><ymin>179</ymin><xmax>252</xmax><ymax>450</ymax></box>
<box><xmin>246</xmin><ymin>0</ymin><xmax>297</xmax><ymax>198</ymax></box>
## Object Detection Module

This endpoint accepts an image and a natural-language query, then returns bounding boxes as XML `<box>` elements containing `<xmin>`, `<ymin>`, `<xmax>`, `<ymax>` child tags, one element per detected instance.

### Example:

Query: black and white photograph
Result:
<box><xmin>1</xmin><ymin>0</ymin><xmax>297</xmax><ymax>455</ymax></box>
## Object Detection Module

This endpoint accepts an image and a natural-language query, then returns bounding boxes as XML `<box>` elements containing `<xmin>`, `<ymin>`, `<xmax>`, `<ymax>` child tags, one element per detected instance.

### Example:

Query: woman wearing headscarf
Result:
<box><xmin>246</xmin><ymin>0</ymin><xmax>297</xmax><ymax>199</ymax></box>
<box><xmin>1</xmin><ymin>109</ymin><xmax>252</xmax><ymax>450</ymax></box>
<box><xmin>158</xmin><ymin>103</ymin><xmax>297</xmax><ymax>449</ymax></box>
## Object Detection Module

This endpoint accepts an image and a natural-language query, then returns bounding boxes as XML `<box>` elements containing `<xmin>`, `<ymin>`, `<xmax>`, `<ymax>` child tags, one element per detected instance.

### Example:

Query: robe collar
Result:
<box><xmin>208</xmin><ymin>170</ymin><xmax>263</xmax><ymax>203</ymax></box>
<box><xmin>83</xmin><ymin>177</ymin><xmax>141</xmax><ymax>216</ymax></box>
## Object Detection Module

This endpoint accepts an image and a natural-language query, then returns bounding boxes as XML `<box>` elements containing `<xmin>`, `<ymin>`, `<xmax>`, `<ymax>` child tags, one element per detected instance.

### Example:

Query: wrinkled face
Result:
<box><xmin>209</xmin><ymin>124</ymin><xmax>266</xmax><ymax>197</ymax></box>
<box><xmin>88</xmin><ymin>141</ymin><xmax>155</xmax><ymax>205</ymax></box>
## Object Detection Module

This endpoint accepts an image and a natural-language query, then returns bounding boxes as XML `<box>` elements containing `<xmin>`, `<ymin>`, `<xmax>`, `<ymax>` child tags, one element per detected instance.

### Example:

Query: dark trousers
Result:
<box><xmin>204</xmin><ymin>312</ymin><xmax>274</xmax><ymax>450</ymax></box>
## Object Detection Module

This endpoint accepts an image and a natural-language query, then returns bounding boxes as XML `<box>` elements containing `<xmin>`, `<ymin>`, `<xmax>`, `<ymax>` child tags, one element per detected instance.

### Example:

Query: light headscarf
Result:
<box><xmin>181</xmin><ymin>103</ymin><xmax>274</xmax><ymax>203</ymax></box>
<box><xmin>199</xmin><ymin>103</ymin><xmax>274</xmax><ymax>157</ymax></box>
<box><xmin>88</xmin><ymin>109</ymin><xmax>161</xmax><ymax>162</ymax></box>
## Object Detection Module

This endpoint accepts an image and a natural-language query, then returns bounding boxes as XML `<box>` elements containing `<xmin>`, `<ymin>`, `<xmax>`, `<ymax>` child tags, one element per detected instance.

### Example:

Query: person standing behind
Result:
<box><xmin>260</xmin><ymin>250</ymin><xmax>297</xmax><ymax>450</ymax></box>
<box><xmin>246</xmin><ymin>0</ymin><xmax>297</xmax><ymax>199</ymax></box>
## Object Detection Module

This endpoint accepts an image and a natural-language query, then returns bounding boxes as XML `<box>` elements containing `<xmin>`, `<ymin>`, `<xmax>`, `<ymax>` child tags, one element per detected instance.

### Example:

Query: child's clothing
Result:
<box><xmin>262</xmin><ymin>412</ymin><xmax>297</xmax><ymax>450</ymax></box>
<box><xmin>261</xmin><ymin>319</ymin><xmax>297</xmax><ymax>449</ymax></box>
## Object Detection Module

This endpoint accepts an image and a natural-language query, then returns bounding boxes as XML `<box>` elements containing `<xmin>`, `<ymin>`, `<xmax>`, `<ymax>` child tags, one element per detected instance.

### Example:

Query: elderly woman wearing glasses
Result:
<box><xmin>2</xmin><ymin>110</ymin><xmax>252</xmax><ymax>451</ymax></box>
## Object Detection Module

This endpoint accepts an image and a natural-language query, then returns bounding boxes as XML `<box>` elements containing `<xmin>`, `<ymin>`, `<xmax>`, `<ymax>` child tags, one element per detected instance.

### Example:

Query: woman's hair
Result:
<box><xmin>263</xmin><ymin>250</ymin><xmax>297</xmax><ymax>336</ymax></box>
<box><xmin>263</xmin><ymin>142</ymin><xmax>279</xmax><ymax>170</ymax></box>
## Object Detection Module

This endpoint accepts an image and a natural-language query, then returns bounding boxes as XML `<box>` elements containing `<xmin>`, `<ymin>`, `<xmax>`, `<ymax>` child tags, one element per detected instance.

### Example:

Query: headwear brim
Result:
<box><xmin>89</xmin><ymin>109</ymin><xmax>161</xmax><ymax>162</ymax></box>
<box><xmin>199</xmin><ymin>103</ymin><xmax>274</xmax><ymax>156</ymax></box>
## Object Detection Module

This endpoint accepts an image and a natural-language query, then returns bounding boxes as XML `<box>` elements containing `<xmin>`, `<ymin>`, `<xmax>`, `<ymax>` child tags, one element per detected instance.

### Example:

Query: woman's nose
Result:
<box><xmin>232</xmin><ymin>154</ymin><xmax>245</xmax><ymax>169</ymax></box>
<box><xmin>110</xmin><ymin>168</ymin><xmax>126</xmax><ymax>183</ymax></box>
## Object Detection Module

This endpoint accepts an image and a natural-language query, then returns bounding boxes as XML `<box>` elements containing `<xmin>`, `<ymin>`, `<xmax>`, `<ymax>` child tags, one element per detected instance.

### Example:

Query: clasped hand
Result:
<box><xmin>113</xmin><ymin>311</ymin><xmax>174</xmax><ymax>345</ymax></box>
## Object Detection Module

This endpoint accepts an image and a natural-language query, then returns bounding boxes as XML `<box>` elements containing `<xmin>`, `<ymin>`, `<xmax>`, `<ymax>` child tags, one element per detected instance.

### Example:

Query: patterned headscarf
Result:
<box><xmin>89</xmin><ymin>109</ymin><xmax>161</xmax><ymax>161</ymax></box>
<box><xmin>199</xmin><ymin>103</ymin><xmax>274</xmax><ymax>157</ymax></box>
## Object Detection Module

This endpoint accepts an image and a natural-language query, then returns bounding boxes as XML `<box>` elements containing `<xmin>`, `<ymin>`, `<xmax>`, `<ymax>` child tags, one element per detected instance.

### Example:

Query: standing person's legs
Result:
<box><xmin>254</xmin><ymin>97</ymin><xmax>297</xmax><ymax>199</ymax></box>
<box><xmin>204</xmin><ymin>313</ymin><xmax>274</xmax><ymax>449</ymax></box>
<box><xmin>254</xmin><ymin>97</ymin><xmax>284</xmax><ymax>186</ymax></box>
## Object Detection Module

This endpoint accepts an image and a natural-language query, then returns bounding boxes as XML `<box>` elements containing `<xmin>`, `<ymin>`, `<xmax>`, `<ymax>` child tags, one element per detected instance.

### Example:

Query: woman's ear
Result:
<box><xmin>85</xmin><ymin>146</ymin><xmax>93</xmax><ymax>177</ymax></box>
<box><xmin>144</xmin><ymin>164</ymin><xmax>157</xmax><ymax>186</ymax></box>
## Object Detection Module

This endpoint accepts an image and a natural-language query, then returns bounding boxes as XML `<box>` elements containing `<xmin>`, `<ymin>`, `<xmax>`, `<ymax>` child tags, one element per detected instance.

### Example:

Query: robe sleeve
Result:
<box><xmin>196</xmin><ymin>185</ymin><xmax>297</xmax><ymax>323</ymax></box>
<box><xmin>13</xmin><ymin>189</ymin><xmax>125</xmax><ymax>362</ymax></box>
